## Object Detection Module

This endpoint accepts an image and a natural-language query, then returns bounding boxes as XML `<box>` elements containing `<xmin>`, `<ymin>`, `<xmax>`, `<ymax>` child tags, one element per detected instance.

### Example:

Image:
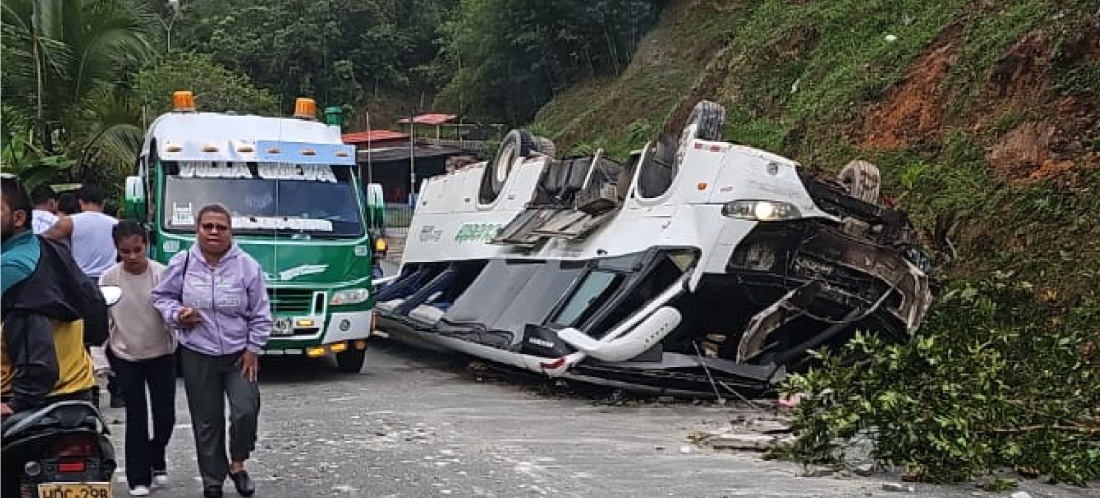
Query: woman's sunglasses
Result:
<box><xmin>200</xmin><ymin>222</ymin><xmax>230</xmax><ymax>232</ymax></box>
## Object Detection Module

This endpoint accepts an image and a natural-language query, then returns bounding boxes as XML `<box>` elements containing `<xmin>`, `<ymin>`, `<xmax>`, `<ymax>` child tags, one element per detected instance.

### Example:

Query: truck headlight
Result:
<box><xmin>330</xmin><ymin>288</ymin><xmax>370</xmax><ymax>305</ymax></box>
<box><xmin>721</xmin><ymin>200</ymin><xmax>801</xmax><ymax>221</ymax></box>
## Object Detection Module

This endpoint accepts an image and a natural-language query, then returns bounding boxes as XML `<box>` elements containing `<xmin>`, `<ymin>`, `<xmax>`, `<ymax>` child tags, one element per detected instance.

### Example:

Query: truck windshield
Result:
<box><xmin>161</xmin><ymin>160</ymin><xmax>364</xmax><ymax>238</ymax></box>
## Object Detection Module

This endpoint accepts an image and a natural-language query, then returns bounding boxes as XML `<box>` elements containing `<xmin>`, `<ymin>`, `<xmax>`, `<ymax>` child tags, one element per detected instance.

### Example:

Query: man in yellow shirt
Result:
<box><xmin>1</xmin><ymin>176</ymin><xmax>96</xmax><ymax>417</ymax></box>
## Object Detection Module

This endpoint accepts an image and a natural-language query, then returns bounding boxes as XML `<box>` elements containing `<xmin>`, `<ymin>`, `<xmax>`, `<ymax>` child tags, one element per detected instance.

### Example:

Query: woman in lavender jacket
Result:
<box><xmin>152</xmin><ymin>204</ymin><xmax>271</xmax><ymax>498</ymax></box>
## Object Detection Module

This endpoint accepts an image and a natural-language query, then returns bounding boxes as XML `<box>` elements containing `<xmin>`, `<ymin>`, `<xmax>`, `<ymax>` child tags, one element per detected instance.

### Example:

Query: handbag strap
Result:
<box><xmin>178</xmin><ymin>250</ymin><xmax>191</xmax><ymax>301</ymax></box>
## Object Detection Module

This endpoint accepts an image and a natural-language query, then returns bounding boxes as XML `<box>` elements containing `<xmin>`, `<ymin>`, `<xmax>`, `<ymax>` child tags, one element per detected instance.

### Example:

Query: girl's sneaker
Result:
<box><xmin>129</xmin><ymin>485</ymin><xmax>151</xmax><ymax>496</ymax></box>
<box><xmin>152</xmin><ymin>469</ymin><xmax>168</xmax><ymax>487</ymax></box>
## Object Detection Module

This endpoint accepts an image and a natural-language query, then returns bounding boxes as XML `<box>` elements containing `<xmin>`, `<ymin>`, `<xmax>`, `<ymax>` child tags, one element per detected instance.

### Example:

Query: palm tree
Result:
<box><xmin>1</xmin><ymin>0</ymin><xmax>156</xmax><ymax>176</ymax></box>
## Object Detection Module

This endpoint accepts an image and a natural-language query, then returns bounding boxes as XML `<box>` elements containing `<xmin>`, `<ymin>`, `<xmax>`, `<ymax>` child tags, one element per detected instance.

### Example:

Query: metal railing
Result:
<box><xmin>382</xmin><ymin>203</ymin><xmax>415</xmax><ymax>236</ymax></box>
<box><xmin>419</xmin><ymin>137</ymin><xmax>492</xmax><ymax>153</ymax></box>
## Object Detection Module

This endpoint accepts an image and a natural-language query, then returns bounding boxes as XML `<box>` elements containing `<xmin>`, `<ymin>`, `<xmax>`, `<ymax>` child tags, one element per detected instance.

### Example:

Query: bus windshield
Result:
<box><xmin>161</xmin><ymin>160</ymin><xmax>364</xmax><ymax>238</ymax></box>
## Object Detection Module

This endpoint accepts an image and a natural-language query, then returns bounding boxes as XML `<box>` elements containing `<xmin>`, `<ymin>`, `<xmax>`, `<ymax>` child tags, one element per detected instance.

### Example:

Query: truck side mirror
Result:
<box><xmin>365</xmin><ymin>183</ymin><xmax>386</xmax><ymax>231</ymax></box>
<box><xmin>124</xmin><ymin>176</ymin><xmax>146</xmax><ymax>222</ymax></box>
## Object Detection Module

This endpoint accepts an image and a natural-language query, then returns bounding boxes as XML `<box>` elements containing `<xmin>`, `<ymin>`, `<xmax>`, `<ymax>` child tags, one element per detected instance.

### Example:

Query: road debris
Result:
<box><xmin>688</xmin><ymin>415</ymin><xmax>795</xmax><ymax>452</ymax></box>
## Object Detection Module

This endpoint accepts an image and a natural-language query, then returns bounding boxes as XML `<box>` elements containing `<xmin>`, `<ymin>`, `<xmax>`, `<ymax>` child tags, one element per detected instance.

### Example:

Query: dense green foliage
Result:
<box><xmin>434</xmin><ymin>0</ymin><xmax>664</xmax><ymax>123</ymax></box>
<box><xmin>1</xmin><ymin>0</ymin><xmax>156</xmax><ymax>179</ymax></box>
<box><xmin>2</xmin><ymin>0</ymin><xmax>662</xmax><ymax>189</ymax></box>
<box><xmin>0</xmin><ymin>0</ymin><xmax>285</xmax><ymax>186</ymax></box>
<box><xmin>773</xmin><ymin>274</ymin><xmax>1100</xmax><ymax>485</ymax></box>
<box><xmin>131</xmin><ymin>53</ymin><xmax>279</xmax><ymax>117</ymax></box>
<box><xmin>171</xmin><ymin>0</ymin><xmax>455</xmax><ymax>111</ymax></box>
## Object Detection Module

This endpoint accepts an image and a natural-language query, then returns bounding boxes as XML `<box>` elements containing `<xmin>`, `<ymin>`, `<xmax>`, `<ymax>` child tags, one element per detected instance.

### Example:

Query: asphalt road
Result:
<box><xmin>97</xmin><ymin>340</ymin><xmax>1094</xmax><ymax>498</ymax></box>
<box><xmin>98</xmin><ymin>262</ymin><xmax>1092</xmax><ymax>498</ymax></box>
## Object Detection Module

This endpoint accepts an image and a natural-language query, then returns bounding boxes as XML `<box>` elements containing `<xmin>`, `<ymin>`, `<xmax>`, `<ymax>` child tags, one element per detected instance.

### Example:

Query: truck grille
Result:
<box><xmin>267</xmin><ymin>288</ymin><xmax>318</xmax><ymax>315</ymax></box>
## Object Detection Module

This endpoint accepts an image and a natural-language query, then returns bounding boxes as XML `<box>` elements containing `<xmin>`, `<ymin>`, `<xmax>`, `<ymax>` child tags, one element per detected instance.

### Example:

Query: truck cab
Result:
<box><xmin>126</xmin><ymin>92</ymin><xmax>383</xmax><ymax>372</ymax></box>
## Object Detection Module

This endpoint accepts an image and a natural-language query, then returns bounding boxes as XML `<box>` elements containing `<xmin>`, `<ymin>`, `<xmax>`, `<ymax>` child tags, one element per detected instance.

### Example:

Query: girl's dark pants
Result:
<box><xmin>108</xmin><ymin>349</ymin><xmax>177</xmax><ymax>487</ymax></box>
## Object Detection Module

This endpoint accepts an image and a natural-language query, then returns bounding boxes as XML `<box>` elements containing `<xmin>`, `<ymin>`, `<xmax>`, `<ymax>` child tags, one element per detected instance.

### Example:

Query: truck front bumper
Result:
<box><xmin>262</xmin><ymin>310</ymin><xmax>375</xmax><ymax>355</ymax></box>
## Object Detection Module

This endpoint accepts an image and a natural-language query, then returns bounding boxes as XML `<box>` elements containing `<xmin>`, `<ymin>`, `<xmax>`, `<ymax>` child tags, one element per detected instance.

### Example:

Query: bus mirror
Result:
<box><xmin>124</xmin><ymin>176</ymin><xmax>146</xmax><ymax>222</ymax></box>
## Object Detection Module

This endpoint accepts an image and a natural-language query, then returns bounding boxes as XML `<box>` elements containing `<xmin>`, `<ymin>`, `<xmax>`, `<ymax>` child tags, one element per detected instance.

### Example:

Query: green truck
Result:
<box><xmin>125</xmin><ymin>92</ymin><xmax>382</xmax><ymax>371</ymax></box>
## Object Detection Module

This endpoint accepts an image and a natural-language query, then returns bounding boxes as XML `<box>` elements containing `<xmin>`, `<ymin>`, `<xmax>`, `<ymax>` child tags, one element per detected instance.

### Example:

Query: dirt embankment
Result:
<box><xmin>862</xmin><ymin>18</ymin><xmax>1100</xmax><ymax>185</ymax></box>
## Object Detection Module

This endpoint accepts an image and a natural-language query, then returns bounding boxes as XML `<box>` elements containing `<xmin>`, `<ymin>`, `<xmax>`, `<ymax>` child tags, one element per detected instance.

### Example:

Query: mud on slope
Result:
<box><xmin>862</xmin><ymin>18</ymin><xmax>1100</xmax><ymax>185</ymax></box>
<box><xmin>861</xmin><ymin>25</ymin><xmax>962</xmax><ymax>151</ymax></box>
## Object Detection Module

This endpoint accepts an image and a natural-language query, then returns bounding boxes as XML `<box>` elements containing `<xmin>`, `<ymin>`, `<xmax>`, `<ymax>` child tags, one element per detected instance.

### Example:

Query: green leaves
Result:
<box><xmin>434</xmin><ymin>0</ymin><xmax>664</xmax><ymax>123</ymax></box>
<box><xmin>131</xmin><ymin>52</ymin><xmax>278</xmax><ymax>116</ymax></box>
<box><xmin>773</xmin><ymin>279</ymin><xmax>1100</xmax><ymax>485</ymax></box>
<box><xmin>1</xmin><ymin>0</ymin><xmax>156</xmax><ymax>188</ymax></box>
<box><xmin>173</xmin><ymin>0</ymin><xmax>455</xmax><ymax>113</ymax></box>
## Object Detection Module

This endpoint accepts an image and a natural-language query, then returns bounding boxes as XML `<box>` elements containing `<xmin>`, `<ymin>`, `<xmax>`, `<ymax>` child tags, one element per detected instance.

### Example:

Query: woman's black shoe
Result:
<box><xmin>203</xmin><ymin>485</ymin><xmax>223</xmax><ymax>498</ymax></box>
<box><xmin>229</xmin><ymin>470</ymin><xmax>255</xmax><ymax>497</ymax></box>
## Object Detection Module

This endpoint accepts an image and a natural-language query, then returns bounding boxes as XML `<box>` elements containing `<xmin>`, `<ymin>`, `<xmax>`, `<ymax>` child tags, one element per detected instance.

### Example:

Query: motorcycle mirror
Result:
<box><xmin>100</xmin><ymin>285</ymin><xmax>123</xmax><ymax>307</ymax></box>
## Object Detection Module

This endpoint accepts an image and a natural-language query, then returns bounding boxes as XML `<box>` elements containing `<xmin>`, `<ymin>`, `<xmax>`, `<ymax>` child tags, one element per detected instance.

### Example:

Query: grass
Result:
<box><xmin>942</xmin><ymin>0</ymin><xmax>1054</xmax><ymax>118</ymax></box>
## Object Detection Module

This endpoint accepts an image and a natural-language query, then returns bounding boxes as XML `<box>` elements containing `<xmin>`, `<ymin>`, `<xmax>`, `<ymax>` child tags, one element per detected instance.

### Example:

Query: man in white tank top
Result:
<box><xmin>43</xmin><ymin>183</ymin><xmax>119</xmax><ymax>280</ymax></box>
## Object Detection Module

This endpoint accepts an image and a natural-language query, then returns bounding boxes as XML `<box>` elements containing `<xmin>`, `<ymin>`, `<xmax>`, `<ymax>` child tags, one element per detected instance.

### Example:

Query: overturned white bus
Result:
<box><xmin>372</xmin><ymin>101</ymin><xmax>933</xmax><ymax>396</ymax></box>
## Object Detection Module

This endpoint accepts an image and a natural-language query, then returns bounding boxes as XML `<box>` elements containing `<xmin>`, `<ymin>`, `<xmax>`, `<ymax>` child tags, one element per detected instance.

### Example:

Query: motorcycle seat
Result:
<box><xmin>1</xmin><ymin>400</ymin><xmax>104</xmax><ymax>440</ymax></box>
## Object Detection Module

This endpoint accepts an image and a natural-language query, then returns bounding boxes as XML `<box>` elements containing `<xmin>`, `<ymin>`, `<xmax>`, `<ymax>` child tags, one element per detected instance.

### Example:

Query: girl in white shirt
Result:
<box><xmin>99</xmin><ymin>221</ymin><xmax>177</xmax><ymax>497</ymax></box>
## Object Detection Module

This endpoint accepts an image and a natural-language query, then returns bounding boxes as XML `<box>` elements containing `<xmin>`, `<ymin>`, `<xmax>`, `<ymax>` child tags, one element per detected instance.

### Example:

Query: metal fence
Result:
<box><xmin>382</xmin><ymin>203</ymin><xmax>415</xmax><ymax>237</ymax></box>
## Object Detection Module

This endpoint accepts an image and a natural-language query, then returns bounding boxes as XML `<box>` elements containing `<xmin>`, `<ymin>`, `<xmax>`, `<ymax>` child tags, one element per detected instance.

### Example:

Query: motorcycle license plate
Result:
<box><xmin>37</xmin><ymin>482</ymin><xmax>111</xmax><ymax>498</ymax></box>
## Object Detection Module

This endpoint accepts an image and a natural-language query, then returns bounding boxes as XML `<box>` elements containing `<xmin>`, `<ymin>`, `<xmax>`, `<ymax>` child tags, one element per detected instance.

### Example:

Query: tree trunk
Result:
<box><xmin>32</xmin><ymin>0</ymin><xmax>51</xmax><ymax>153</ymax></box>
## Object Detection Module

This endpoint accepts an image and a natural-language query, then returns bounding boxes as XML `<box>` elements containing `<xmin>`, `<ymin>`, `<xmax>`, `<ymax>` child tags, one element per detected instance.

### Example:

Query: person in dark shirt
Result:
<box><xmin>1</xmin><ymin>176</ymin><xmax>99</xmax><ymax>497</ymax></box>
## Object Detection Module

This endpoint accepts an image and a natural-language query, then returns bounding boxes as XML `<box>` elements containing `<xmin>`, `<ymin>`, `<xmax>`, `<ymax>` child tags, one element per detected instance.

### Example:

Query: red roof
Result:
<box><xmin>396</xmin><ymin>113</ymin><xmax>457</xmax><ymax>126</ymax></box>
<box><xmin>342</xmin><ymin>130</ymin><xmax>409</xmax><ymax>144</ymax></box>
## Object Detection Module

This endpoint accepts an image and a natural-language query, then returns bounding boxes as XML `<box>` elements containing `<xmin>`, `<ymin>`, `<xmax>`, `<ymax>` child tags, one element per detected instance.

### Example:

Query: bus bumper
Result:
<box><xmin>261</xmin><ymin>310</ymin><xmax>374</xmax><ymax>355</ymax></box>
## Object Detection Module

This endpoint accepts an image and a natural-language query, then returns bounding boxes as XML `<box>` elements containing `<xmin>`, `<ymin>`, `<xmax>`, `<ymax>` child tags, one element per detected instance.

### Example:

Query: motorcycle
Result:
<box><xmin>0</xmin><ymin>285</ymin><xmax>122</xmax><ymax>498</ymax></box>
<box><xmin>371</xmin><ymin>230</ymin><xmax>388</xmax><ymax>279</ymax></box>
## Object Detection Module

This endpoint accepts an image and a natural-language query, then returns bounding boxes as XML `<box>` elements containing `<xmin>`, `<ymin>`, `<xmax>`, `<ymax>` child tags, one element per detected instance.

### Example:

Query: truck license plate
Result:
<box><xmin>272</xmin><ymin>318</ymin><xmax>293</xmax><ymax>336</ymax></box>
<box><xmin>37</xmin><ymin>482</ymin><xmax>111</xmax><ymax>498</ymax></box>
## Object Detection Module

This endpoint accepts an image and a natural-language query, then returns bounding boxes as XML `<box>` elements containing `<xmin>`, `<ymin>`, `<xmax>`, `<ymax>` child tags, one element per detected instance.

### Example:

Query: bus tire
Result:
<box><xmin>675</xmin><ymin>100</ymin><xmax>726</xmax><ymax>169</ymax></box>
<box><xmin>479</xmin><ymin>129</ymin><xmax>534</xmax><ymax>203</ymax></box>
<box><xmin>334</xmin><ymin>346</ymin><xmax>366</xmax><ymax>373</ymax></box>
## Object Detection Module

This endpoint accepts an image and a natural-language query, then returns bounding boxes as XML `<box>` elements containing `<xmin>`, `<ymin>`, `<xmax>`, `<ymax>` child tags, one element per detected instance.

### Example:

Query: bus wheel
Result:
<box><xmin>479</xmin><ymin>129</ymin><xmax>534</xmax><ymax>204</ymax></box>
<box><xmin>334</xmin><ymin>346</ymin><xmax>366</xmax><ymax>373</ymax></box>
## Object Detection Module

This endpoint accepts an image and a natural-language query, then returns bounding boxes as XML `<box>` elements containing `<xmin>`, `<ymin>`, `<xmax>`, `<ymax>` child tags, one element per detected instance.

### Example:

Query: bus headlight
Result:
<box><xmin>330</xmin><ymin>288</ymin><xmax>370</xmax><ymax>306</ymax></box>
<box><xmin>721</xmin><ymin>200</ymin><xmax>801</xmax><ymax>221</ymax></box>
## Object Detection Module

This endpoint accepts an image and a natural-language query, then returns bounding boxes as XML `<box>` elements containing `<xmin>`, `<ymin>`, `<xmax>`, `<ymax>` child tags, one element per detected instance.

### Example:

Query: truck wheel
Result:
<box><xmin>334</xmin><ymin>347</ymin><xmax>366</xmax><ymax>373</ymax></box>
<box><xmin>675</xmin><ymin>100</ymin><xmax>726</xmax><ymax>168</ymax></box>
<box><xmin>479</xmin><ymin>129</ymin><xmax>534</xmax><ymax>203</ymax></box>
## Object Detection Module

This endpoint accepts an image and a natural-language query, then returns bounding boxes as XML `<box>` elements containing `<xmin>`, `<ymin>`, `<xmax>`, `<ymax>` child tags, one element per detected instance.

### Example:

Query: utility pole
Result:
<box><xmin>408</xmin><ymin>111</ymin><xmax>416</xmax><ymax>206</ymax></box>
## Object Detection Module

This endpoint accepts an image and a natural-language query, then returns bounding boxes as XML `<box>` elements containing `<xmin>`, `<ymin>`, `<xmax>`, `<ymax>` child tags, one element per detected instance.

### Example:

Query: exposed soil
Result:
<box><xmin>979</xmin><ymin>21</ymin><xmax>1100</xmax><ymax>183</ymax></box>
<box><xmin>860</xmin><ymin>26</ymin><xmax>961</xmax><ymax>150</ymax></box>
<box><xmin>860</xmin><ymin>18</ymin><xmax>1099</xmax><ymax>185</ymax></box>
